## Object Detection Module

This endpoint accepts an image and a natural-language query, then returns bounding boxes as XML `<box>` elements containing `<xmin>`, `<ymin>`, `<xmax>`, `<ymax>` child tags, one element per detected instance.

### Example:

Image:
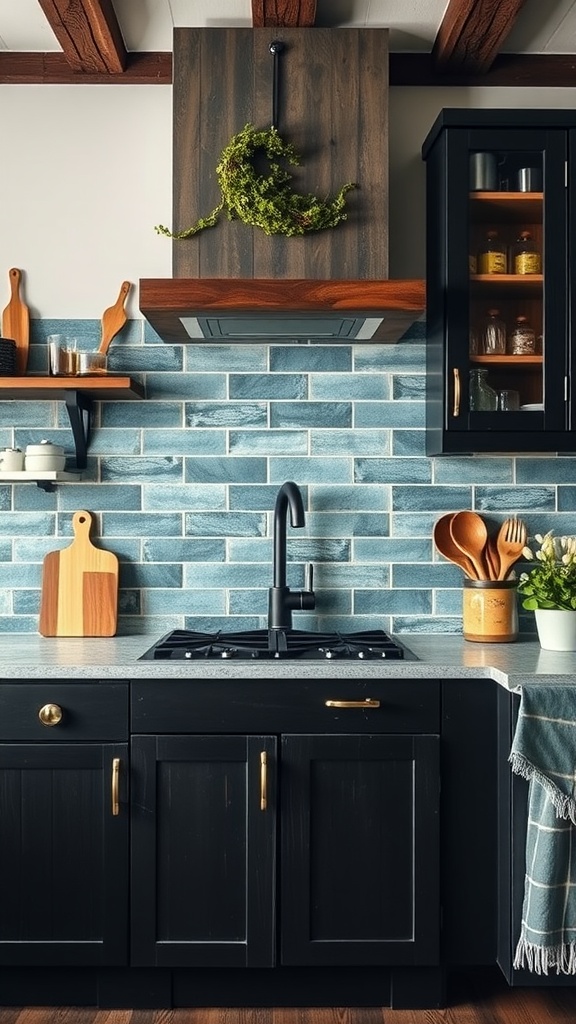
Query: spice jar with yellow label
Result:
<box><xmin>511</xmin><ymin>230</ymin><xmax>542</xmax><ymax>275</ymax></box>
<box><xmin>477</xmin><ymin>230</ymin><xmax>507</xmax><ymax>275</ymax></box>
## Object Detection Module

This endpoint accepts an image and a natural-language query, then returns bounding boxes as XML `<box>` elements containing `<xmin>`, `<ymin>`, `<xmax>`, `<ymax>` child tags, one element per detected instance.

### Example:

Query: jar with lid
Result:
<box><xmin>509</xmin><ymin>315</ymin><xmax>536</xmax><ymax>356</ymax></box>
<box><xmin>480</xmin><ymin>308</ymin><xmax>506</xmax><ymax>355</ymax></box>
<box><xmin>477</xmin><ymin>230</ymin><xmax>507</xmax><ymax>275</ymax></box>
<box><xmin>469</xmin><ymin>369</ymin><xmax>498</xmax><ymax>411</ymax></box>
<box><xmin>511</xmin><ymin>230</ymin><xmax>542</xmax><ymax>275</ymax></box>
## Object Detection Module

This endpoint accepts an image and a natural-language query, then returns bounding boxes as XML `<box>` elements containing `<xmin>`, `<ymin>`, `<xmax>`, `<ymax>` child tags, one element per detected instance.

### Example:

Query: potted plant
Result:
<box><xmin>517</xmin><ymin>531</ymin><xmax>576</xmax><ymax>650</ymax></box>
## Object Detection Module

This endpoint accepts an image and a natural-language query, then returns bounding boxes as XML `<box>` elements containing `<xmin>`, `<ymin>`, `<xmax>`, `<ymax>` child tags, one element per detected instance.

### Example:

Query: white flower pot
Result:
<box><xmin>534</xmin><ymin>609</ymin><xmax>576</xmax><ymax>651</ymax></box>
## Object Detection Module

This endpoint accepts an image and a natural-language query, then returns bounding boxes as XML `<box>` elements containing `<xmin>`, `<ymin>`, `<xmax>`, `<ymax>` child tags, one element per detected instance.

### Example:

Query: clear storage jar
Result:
<box><xmin>469</xmin><ymin>369</ymin><xmax>498</xmax><ymax>411</ymax></box>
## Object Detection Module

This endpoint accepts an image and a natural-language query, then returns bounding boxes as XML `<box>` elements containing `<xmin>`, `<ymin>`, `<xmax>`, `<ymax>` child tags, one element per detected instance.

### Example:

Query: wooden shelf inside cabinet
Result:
<box><xmin>469</xmin><ymin>192</ymin><xmax>543</xmax><ymax>223</ymax></box>
<box><xmin>0</xmin><ymin>375</ymin><xmax>145</xmax><ymax>475</ymax></box>
<box><xmin>471</xmin><ymin>355</ymin><xmax>543</xmax><ymax>366</ymax></box>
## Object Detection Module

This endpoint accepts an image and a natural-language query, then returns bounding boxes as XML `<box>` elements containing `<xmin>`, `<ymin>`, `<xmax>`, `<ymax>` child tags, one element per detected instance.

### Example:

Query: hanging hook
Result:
<box><xmin>269</xmin><ymin>40</ymin><xmax>285</xmax><ymax>130</ymax></box>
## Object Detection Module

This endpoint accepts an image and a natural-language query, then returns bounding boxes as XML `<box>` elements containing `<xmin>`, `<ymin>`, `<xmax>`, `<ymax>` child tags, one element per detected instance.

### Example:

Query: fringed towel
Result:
<box><xmin>509</xmin><ymin>685</ymin><xmax>576</xmax><ymax>975</ymax></box>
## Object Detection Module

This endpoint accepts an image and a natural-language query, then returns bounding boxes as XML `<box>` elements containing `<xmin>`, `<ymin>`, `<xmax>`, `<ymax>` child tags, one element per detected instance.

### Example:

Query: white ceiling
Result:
<box><xmin>1</xmin><ymin>0</ymin><xmax>576</xmax><ymax>56</ymax></box>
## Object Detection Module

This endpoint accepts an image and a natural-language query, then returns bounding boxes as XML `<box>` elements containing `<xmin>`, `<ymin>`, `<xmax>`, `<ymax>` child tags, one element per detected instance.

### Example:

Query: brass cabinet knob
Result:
<box><xmin>38</xmin><ymin>703</ymin><xmax>63</xmax><ymax>726</ymax></box>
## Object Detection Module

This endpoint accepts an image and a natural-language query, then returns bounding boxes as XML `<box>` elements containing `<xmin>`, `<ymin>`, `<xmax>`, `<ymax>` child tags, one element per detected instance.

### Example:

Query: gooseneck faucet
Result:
<box><xmin>268</xmin><ymin>481</ymin><xmax>316</xmax><ymax>631</ymax></box>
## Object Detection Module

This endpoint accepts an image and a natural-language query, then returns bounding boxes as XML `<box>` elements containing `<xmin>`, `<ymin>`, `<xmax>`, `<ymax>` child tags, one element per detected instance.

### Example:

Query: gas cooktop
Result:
<box><xmin>139</xmin><ymin>628</ymin><xmax>413</xmax><ymax>661</ymax></box>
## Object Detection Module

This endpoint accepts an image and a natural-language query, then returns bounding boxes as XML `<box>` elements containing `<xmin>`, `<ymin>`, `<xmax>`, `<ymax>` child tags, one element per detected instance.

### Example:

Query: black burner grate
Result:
<box><xmin>139</xmin><ymin>628</ymin><xmax>409</xmax><ymax>661</ymax></box>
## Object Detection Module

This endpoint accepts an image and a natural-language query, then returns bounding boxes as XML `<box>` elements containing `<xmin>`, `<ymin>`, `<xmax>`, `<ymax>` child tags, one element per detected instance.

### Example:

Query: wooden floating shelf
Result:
<box><xmin>0</xmin><ymin>375</ymin><xmax>144</xmax><ymax>401</ymax></box>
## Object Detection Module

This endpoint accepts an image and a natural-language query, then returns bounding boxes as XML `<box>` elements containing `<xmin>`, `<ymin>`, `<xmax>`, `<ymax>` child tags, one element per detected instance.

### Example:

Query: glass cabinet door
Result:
<box><xmin>424</xmin><ymin>117</ymin><xmax>571</xmax><ymax>454</ymax></box>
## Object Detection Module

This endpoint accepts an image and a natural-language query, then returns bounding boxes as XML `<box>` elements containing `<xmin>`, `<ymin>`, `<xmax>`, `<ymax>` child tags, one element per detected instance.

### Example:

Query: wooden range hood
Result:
<box><xmin>140</xmin><ymin>16</ymin><xmax>425</xmax><ymax>344</ymax></box>
<box><xmin>139</xmin><ymin>278</ymin><xmax>425</xmax><ymax>344</ymax></box>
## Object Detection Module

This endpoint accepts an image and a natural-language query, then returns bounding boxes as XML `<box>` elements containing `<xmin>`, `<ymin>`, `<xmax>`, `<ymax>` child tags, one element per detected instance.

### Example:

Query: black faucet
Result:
<box><xmin>267</xmin><ymin>481</ymin><xmax>316</xmax><ymax>631</ymax></box>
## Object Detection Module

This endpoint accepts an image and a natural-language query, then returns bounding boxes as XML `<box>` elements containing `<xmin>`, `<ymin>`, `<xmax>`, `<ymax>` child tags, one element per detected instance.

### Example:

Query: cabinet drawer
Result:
<box><xmin>0</xmin><ymin>683</ymin><xmax>128</xmax><ymax>740</ymax></box>
<box><xmin>132</xmin><ymin>679</ymin><xmax>440</xmax><ymax>734</ymax></box>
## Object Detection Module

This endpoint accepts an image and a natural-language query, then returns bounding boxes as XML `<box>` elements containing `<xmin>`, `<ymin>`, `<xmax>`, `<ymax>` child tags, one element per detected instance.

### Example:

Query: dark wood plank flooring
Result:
<box><xmin>4</xmin><ymin>970</ymin><xmax>576</xmax><ymax>1024</ymax></box>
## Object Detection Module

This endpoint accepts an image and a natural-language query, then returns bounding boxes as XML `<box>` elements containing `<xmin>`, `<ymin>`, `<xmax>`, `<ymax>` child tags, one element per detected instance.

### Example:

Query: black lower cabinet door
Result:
<box><xmin>0</xmin><ymin>742</ymin><xmax>128</xmax><ymax>966</ymax></box>
<box><xmin>130</xmin><ymin>734</ymin><xmax>277</xmax><ymax>968</ymax></box>
<box><xmin>280</xmin><ymin>733</ymin><xmax>440</xmax><ymax>966</ymax></box>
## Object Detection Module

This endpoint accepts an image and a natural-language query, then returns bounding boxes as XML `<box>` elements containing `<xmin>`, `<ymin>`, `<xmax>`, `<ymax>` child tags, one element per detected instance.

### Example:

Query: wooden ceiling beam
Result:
<box><xmin>251</xmin><ymin>1</ymin><xmax>317</xmax><ymax>27</ymax></box>
<box><xmin>432</xmin><ymin>0</ymin><xmax>528</xmax><ymax>74</ymax></box>
<box><xmin>36</xmin><ymin>0</ymin><xmax>127</xmax><ymax>74</ymax></box>
<box><xmin>0</xmin><ymin>51</ymin><xmax>171</xmax><ymax>85</ymax></box>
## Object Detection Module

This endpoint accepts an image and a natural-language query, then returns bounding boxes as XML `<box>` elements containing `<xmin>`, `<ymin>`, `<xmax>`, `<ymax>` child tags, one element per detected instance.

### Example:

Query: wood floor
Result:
<box><xmin>3</xmin><ymin>971</ymin><xmax>576</xmax><ymax>1024</ymax></box>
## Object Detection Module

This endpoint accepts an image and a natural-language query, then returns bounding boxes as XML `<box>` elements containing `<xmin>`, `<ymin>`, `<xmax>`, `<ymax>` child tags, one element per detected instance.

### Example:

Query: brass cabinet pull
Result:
<box><xmin>453</xmin><ymin>367</ymin><xmax>461</xmax><ymax>417</ymax></box>
<box><xmin>111</xmin><ymin>757</ymin><xmax>121</xmax><ymax>816</ymax></box>
<box><xmin>325</xmin><ymin>698</ymin><xmax>381</xmax><ymax>708</ymax></box>
<box><xmin>38</xmin><ymin>703</ymin><xmax>63</xmax><ymax>726</ymax></box>
<box><xmin>260</xmin><ymin>751</ymin><xmax>267</xmax><ymax>811</ymax></box>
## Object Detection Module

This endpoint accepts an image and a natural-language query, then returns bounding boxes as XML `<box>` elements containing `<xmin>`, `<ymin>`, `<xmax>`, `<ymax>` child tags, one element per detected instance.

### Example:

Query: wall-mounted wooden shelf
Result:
<box><xmin>0</xmin><ymin>375</ymin><xmax>145</xmax><ymax>475</ymax></box>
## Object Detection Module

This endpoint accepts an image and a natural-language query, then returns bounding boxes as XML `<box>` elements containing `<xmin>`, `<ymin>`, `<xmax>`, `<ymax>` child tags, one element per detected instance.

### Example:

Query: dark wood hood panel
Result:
<box><xmin>139</xmin><ymin>278</ymin><xmax>426</xmax><ymax>344</ymax></box>
<box><xmin>171</xmin><ymin>28</ymin><xmax>389</xmax><ymax>281</ymax></box>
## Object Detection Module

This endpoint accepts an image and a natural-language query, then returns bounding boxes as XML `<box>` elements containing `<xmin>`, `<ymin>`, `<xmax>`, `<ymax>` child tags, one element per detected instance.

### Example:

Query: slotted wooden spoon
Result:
<box><xmin>98</xmin><ymin>281</ymin><xmax>130</xmax><ymax>355</ymax></box>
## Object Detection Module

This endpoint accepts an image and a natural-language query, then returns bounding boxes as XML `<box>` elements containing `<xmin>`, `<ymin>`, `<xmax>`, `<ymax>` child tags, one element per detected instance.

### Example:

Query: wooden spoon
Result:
<box><xmin>98</xmin><ymin>281</ymin><xmax>131</xmax><ymax>355</ymax></box>
<box><xmin>449</xmin><ymin>510</ymin><xmax>490</xmax><ymax>581</ymax></box>
<box><xmin>433</xmin><ymin>513</ymin><xmax>479</xmax><ymax>579</ymax></box>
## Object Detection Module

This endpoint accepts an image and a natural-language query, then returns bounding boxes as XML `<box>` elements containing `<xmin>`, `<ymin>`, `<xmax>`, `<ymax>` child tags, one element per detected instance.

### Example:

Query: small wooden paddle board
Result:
<box><xmin>39</xmin><ymin>510</ymin><xmax>119</xmax><ymax>637</ymax></box>
<box><xmin>1</xmin><ymin>268</ymin><xmax>29</xmax><ymax>375</ymax></box>
<box><xmin>98</xmin><ymin>280</ymin><xmax>130</xmax><ymax>355</ymax></box>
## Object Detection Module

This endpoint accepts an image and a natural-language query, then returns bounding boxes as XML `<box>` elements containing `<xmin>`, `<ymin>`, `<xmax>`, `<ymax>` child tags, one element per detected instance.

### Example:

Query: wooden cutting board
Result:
<box><xmin>1</xmin><ymin>268</ymin><xmax>29</xmax><ymax>375</ymax></box>
<box><xmin>39</xmin><ymin>510</ymin><xmax>119</xmax><ymax>637</ymax></box>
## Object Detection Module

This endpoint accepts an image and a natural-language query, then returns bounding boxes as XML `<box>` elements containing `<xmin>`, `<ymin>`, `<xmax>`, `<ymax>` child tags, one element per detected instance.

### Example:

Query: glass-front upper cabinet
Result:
<box><xmin>422</xmin><ymin>109</ymin><xmax>576</xmax><ymax>455</ymax></box>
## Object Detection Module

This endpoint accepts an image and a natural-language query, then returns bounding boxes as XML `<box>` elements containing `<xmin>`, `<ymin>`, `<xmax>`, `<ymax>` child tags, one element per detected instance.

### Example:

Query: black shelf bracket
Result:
<box><xmin>64</xmin><ymin>390</ymin><xmax>92</xmax><ymax>470</ymax></box>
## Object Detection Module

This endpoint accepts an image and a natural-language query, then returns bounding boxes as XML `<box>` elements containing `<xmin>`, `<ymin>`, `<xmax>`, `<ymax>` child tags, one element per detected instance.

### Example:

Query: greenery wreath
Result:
<box><xmin>155</xmin><ymin>123</ymin><xmax>358</xmax><ymax>239</ymax></box>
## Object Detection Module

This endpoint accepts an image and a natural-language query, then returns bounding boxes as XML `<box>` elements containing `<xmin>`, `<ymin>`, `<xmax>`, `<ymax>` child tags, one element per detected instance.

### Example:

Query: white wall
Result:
<box><xmin>2</xmin><ymin>82</ymin><xmax>576</xmax><ymax>315</ymax></box>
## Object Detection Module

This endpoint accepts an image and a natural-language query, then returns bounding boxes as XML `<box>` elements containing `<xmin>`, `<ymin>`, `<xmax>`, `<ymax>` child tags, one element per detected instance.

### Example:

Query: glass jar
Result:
<box><xmin>509</xmin><ymin>315</ymin><xmax>536</xmax><ymax>355</ymax></box>
<box><xmin>480</xmin><ymin>308</ymin><xmax>506</xmax><ymax>355</ymax></box>
<box><xmin>477</xmin><ymin>230</ymin><xmax>507</xmax><ymax>275</ymax></box>
<box><xmin>511</xmin><ymin>230</ymin><xmax>542</xmax><ymax>275</ymax></box>
<box><xmin>469</xmin><ymin>369</ymin><xmax>498</xmax><ymax>411</ymax></box>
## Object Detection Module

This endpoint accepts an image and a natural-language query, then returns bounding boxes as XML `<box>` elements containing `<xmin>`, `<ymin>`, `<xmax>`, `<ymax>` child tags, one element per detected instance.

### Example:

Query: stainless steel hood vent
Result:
<box><xmin>139</xmin><ymin>279</ymin><xmax>426</xmax><ymax>344</ymax></box>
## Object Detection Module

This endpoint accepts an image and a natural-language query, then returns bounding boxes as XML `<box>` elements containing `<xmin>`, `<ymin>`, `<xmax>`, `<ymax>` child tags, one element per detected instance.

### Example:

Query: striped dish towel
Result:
<box><xmin>509</xmin><ymin>685</ymin><xmax>576</xmax><ymax>975</ymax></box>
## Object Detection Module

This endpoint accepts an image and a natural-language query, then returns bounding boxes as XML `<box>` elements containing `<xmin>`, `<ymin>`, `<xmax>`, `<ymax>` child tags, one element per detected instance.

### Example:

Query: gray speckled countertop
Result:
<box><xmin>2</xmin><ymin>633</ymin><xmax>575</xmax><ymax>690</ymax></box>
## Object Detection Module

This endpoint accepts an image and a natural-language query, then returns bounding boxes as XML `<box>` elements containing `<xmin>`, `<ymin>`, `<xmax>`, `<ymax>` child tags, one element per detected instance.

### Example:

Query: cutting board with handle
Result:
<box><xmin>2</xmin><ymin>268</ymin><xmax>29</xmax><ymax>375</ymax></box>
<box><xmin>39</xmin><ymin>510</ymin><xmax>119</xmax><ymax>637</ymax></box>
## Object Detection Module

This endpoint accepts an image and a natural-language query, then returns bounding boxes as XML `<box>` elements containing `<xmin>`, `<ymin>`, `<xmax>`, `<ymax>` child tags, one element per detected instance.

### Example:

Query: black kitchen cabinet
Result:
<box><xmin>422</xmin><ymin>108</ymin><xmax>576</xmax><ymax>455</ymax></box>
<box><xmin>129</xmin><ymin>678</ymin><xmax>443</xmax><ymax>1007</ymax></box>
<box><xmin>0</xmin><ymin>683</ymin><xmax>129</xmax><ymax>967</ymax></box>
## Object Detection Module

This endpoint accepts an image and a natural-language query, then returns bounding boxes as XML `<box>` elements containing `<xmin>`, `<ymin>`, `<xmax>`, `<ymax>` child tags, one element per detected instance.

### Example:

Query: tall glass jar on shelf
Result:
<box><xmin>469</xmin><ymin>369</ymin><xmax>498</xmax><ymax>411</ymax></box>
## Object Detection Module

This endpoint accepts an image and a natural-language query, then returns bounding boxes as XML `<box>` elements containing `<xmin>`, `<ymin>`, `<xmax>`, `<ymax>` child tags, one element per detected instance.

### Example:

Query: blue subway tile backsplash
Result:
<box><xmin>2</xmin><ymin>319</ymin><xmax>575</xmax><ymax>637</ymax></box>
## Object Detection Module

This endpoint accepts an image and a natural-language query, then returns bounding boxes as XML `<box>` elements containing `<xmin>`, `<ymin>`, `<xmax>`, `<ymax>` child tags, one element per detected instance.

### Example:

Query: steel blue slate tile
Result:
<box><xmin>305</xmin><ymin>512</ymin><xmax>390</xmax><ymax>537</ymax></box>
<box><xmin>98</xmin><ymin>512</ymin><xmax>183</xmax><ymax>536</ymax></box>
<box><xmin>474</xmin><ymin>486</ymin><xmax>556</xmax><ymax>511</ymax></box>
<box><xmin>355</xmin><ymin>458</ymin><xmax>431</xmax><ymax>484</ymax></box>
<box><xmin>393</xmin><ymin>563</ymin><xmax>464</xmax><ymax>587</ymax></box>
<box><xmin>310</xmin><ymin>485</ymin><xmax>389</xmax><ymax>511</ymax></box>
<box><xmin>185</xmin><ymin>512</ymin><xmax>267</xmax><ymax>537</ymax></box>
<box><xmin>311</xmin><ymin>374</ymin><xmax>389</xmax><ymax>400</ymax></box>
<box><xmin>183</xmin><ymin>345</ymin><xmax>268</xmax><ymax>371</ymax></box>
<box><xmin>354</xmin><ymin>401</ymin><xmax>425</xmax><ymax>428</ymax></box>
<box><xmin>270</xmin><ymin>402</ymin><xmax>351</xmax><ymax>428</ymax></box>
<box><xmin>391</xmin><ymin>616</ymin><xmax>461</xmax><ymax>634</ymax></box>
<box><xmin>102</xmin><ymin>457</ymin><xmax>183</xmax><ymax>483</ymax></box>
<box><xmin>144</xmin><ymin>429</ymin><xmax>226</xmax><ymax>456</ymax></box>
<box><xmin>434</xmin><ymin>457</ymin><xmax>514</xmax><ymax>484</ymax></box>
<box><xmin>270</xmin><ymin>457</ymin><xmax>352</xmax><ymax>484</ymax></box>
<box><xmin>82</xmin><ymin>428</ymin><xmax>142</xmax><ymax>455</ymax></box>
<box><xmin>354</xmin><ymin>538</ymin><xmax>431</xmax><ymax>561</ymax></box>
<box><xmin>392</xmin><ymin>376</ymin><xmax>426</xmax><ymax>400</ymax></box>
<box><xmin>5</xmin><ymin>405</ymin><xmax>54</xmax><ymax>428</ymax></box>
<box><xmin>313</xmin><ymin>565</ymin><xmax>390</xmax><ymax>587</ymax></box>
<box><xmin>145</xmin><ymin>372</ymin><xmax>226</xmax><ymax>400</ymax></box>
<box><xmin>121</xmin><ymin>563</ymin><xmax>183</xmax><ymax>588</ymax></box>
<box><xmin>185</xmin><ymin>458</ymin><xmax>268</xmax><ymax>484</ymax></box>
<box><xmin>435</xmin><ymin>590</ymin><xmax>465</xmax><ymax>614</ymax></box>
<box><xmin>230</xmin><ymin>485</ymin><xmax>309</xmax><ymax>510</ymax></box>
<box><xmin>0</xmin><ymin>616</ymin><xmax>39</xmax><ymax>633</ymax></box>
<box><xmin>143</xmin><ymin>484</ymin><xmax>226</xmax><ymax>511</ymax></box>
<box><xmin>145</xmin><ymin>590</ymin><xmax>224</xmax><ymax>615</ymax></box>
<box><xmin>186</xmin><ymin>402</ymin><xmax>268</xmax><ymax>427</ymax></box>
<box><xmin>228</xmin><ymin>539</ymin><xmax>272</xmax><ymax>561</ymax></box>
<box><xmin>109</xmin><ymin>349</ymin><xmax>184</xmax><ymax>374</ymax></box>
<box><xmin>102</xmin><ymin>402</ymin><xmax>182</xmax><ymax>428</ymax></box>
<box><xmin>392</xmin><ymin>486</ymin><xmax>473</xmax><ymax>512</ymax></box>
<box><xmin>311</xmin><ymin>429</ymin><xmax>389</xmax><ymax>457</ymax></box>
<box><xmin>57</xmin><ymin>485</ymin><xmax>143</xmax><ymax>511</ymax></box>
<box><xmin>270</xmin><ymin>347</ymin><xmax>351</xmax><ymax>372</ymax></box>
<box><xmin>355</xmin><ymin>589</ymin><xmax>432</xmax><ymax>614</ymax></box>
<box><xmin>392</xmin><ymin>430</ymin><xmax>427</xmax><ymax>457</ymax></box>
<box><xmin>354</xmin><ymin>343</ymin><xmax>426</xmax><ymax>372</ymax></box>
<box><xmin>0</xmin><ymin>512</ymin><xmax>56</xmax><ymax>537</ymax></box>
<box><xmin>0</xmin><ymin>540</ymin><xmax>11</xmax><ymax>560</ymax></box>
<box><xmin>516</xmin><ymin>457</ymin><xmax>576</xmax><ymax>483</ymax></box>
<box><xmin>230</xmin><ymin>374</ymin><xmax>307</xmax><ymax>400</ymax></box>
<box><xmin>143</xmin><ymin>538</ymin><xmax>226</xmax><ymax>562</ymax></box>
<box><xmin>229</xmin><ymin>430</ymin><xmax>308</xmax><ymax>455</ymax></box>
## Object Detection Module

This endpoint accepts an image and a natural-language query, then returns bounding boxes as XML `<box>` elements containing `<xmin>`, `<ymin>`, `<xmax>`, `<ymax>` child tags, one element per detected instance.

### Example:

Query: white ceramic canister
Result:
<box><xmin>0</xmin><ymin>447</ymin><xmax>24</xmax><ymax>471</ymax></box>
<box><xmin>25</xmin><ymin>440</ymin><xmax>66</xmax><ymax>472</ymax></box>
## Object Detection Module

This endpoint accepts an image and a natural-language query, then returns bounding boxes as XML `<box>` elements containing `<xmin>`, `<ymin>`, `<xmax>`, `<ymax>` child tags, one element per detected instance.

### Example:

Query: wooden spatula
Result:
<box><xmin>98</xmin><ymin>281</ymin><xmax>131</xmax><ymax>355</ymax></box>
<box><xmin>2</xmin><ymin>268</ymin><xmax>30</xmax><ymax>375</ymax></box>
